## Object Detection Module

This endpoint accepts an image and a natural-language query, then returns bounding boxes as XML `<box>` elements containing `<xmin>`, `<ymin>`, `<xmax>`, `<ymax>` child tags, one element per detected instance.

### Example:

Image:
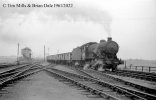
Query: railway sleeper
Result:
<box><xmin>47</xmin><ymin>70</ymin><xmax>125</xmax><ymax>100</ymax></box>
<box><xmin>86</xmin><ymin>94</ymin><xmax>101</xmax><ymax>98</ymax></box>
<box><xmin>48</xmin><ymin>68</ymin><xmax>154</xmax><ymax>100</ymax></box>
<box><xmin>116</xmin><ymin>71</ymin><xmax>156</xmax><ymax>78</ymax></box>
<box><xmin>93</xmin><ymin>70</ymin><xmax>156</xmax><ymax>95</ymax></box>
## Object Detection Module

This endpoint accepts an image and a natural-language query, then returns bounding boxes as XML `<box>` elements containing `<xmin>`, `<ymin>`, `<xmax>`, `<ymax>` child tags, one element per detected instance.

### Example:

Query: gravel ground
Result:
<box><xmin>0</xmin><ymin>71</ymin><xmax>104</xmax><ymax>100</ymax></box>
<box><xmin>53</xmin><ymin>65</ymin><xmax>78</xmax><ymax>73</ymax></box>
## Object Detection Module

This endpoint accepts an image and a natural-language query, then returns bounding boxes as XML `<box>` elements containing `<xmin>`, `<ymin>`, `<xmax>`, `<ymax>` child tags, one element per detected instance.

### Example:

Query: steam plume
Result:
<box><xmin>47</xmin><ymin>7</ymin><xmax>112</xmax><ymax>37</ymax></box>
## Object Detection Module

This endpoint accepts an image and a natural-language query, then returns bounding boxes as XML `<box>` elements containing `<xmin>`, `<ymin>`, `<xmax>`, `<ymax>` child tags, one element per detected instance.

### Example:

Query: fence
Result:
<box><xmin>124</xmin><ymin>63</ymin><xmax>156</xmax><ymax>73</ymax></box>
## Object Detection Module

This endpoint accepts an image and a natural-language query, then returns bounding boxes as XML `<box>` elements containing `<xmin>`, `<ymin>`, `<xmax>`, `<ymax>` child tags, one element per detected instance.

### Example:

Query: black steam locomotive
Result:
<box><xmin>47</xmin><ymin>37</ymin><xmax>123</xmax><ymax>71</ymax></box>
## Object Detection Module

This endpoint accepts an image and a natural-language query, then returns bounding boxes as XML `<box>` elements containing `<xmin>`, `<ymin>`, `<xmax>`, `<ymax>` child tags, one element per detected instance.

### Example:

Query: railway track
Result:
<box><xmin>65</xmin><ymin>65</ymin><xmax>156</xmax><ymax>95</ymax></box>
<box><xmin>0</xmin><ymin>63</ymin><xmax>16</xmax><ymax>68</ymax></box>
<box><xmin>0</xmin><ymin>63</ymin><xmax>43</xmax><ymax>89</ymax></box>
<box><xmin>45</xmin><ymin>66</ymin><xmax>156</xmax><ymax>100</ymax></box>
<box><xmin>0</xmin><ymin>64</ymin><xmax>30</xmax><ymax>79</ymax></box>
<box><xmin>80</xmin><ymin>69</ymin><xmax>156</xmax><ymax>95</ymax></box>
<box><xmin>106</xmin><ymin>70</ymin><xmax>156</xmax><ymax>82</ymax></box>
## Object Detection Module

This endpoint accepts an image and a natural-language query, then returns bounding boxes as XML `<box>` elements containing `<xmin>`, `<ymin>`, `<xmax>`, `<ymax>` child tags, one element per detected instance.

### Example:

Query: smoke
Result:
<box><xmin>46</xmin><ymin>7</ymin><xmax>112</xmax><ymax>37</ymax></box>
<box><xmin>0</xmin><ymin>4</ymin><xmax>112</xmax><ymax>45</ymax></box>
<box><xmin>0</xmin><ymin>1</ymin><xmax>112</xmax><ymax>37</ymax></box>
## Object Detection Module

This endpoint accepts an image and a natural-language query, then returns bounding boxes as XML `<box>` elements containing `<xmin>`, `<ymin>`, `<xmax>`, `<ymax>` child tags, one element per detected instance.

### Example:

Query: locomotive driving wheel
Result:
<box><xmin>112</xmin><ymin>65</ymin><xmax>117</xmax><ymax>72</ymax></box>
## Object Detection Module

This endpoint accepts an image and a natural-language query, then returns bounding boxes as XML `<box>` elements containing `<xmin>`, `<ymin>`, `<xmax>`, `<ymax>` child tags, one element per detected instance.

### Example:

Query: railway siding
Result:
<box><xmin>53</xmin><ymin>65</ymin><xmax>156</xmax><ymax>99</ymax></box>
<box><xmin>106</xmin><ymin>73</ymin><xmax>156</xmax><ymax>89</ymax></box>
<box><xmin>0</xmin><ymin>66</ymin><xmax>98</xmax><ymax>100</ymax></box>
<box><xmin>113</xmin><ymin>70</ymin><xmax>156</xmax><ymax>82</ymax></box>
<box><xmin>53</xmin><ymin>65</ymin><xmax>156</xmax><ymax>91</ymax></box>
<box><xmin>0</xmin><ymin>63</ymin><xmax>43</xmax><ymax>88</ymax></box>
<box><xmin>1</xmin><ymin>63</ymin><xmax>156</xmax><ymax>100</ymax></box>
<box><xmin>45</xmin><ymin>68</ymin><xmax>130</xmax><ymax>100</ymax></box>
<box><xmin>82</xmin><ymin>69</ymin><xmax>156</xmax><ymax>95</ymax></box>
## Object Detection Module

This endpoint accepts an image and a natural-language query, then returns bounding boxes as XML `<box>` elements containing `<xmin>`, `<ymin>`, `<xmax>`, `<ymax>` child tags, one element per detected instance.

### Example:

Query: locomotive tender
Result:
<box><xmin>47</xmin><ymin>37</ymin><xmax>123</xmax><ymax>71</ymax></box>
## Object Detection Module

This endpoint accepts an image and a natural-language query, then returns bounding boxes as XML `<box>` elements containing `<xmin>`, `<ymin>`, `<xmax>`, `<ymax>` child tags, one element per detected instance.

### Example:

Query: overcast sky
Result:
<box><xmin>0</xmin><ymin>0</ymin><xmax>156</xmax><ymax>60</ymax></box>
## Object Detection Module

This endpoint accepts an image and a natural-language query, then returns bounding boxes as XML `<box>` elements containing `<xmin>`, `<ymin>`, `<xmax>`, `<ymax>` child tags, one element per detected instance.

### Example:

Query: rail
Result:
<box><xmin>45</xmin><ymin>67</ymin><xmax>156</xmax><ymax>100</ymax></box>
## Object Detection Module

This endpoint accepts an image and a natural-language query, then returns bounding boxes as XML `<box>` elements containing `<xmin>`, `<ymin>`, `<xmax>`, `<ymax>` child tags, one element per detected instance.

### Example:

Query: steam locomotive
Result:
<box><xmin>47</xmin><ymin>37</ymin><xmax>123</xmax><ymax>71</ymax></box>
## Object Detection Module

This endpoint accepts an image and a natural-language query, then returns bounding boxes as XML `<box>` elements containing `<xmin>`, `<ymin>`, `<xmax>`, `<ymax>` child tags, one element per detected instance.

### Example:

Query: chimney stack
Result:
<box><xmin>107</xmin><ymin>37</ymin><xmax>112</xmax><ymax>41</ymax></box>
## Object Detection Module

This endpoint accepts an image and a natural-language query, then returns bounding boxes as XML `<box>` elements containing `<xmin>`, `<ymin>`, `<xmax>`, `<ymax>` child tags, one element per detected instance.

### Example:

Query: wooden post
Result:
<box><xmin>142</xmin><ymin>66</ymin><xmax>143</xmax><ymax>72</ymax></box>
<box><xmin>149</xmin><ymin>67</ymin><xmax>151</xmax><ymax>72</ymax></box>
<box><xmin>125</xmin><ymin>61</ymin><xmax>126</xmax><ymax>69</ymax></box>
<box><xmin>44</xmin><ymin>45</ymin><xmax>45</xmax><ymax>62</ymax></box>
<box><xmin>17</xmin><ymin>43</ymin><xmax>19</xmax><ymax>64</ymax></box>
<box><xmin>130</xmin><ymin>64</ymin><xmax>132</xmax><ymax>69</ymax></box>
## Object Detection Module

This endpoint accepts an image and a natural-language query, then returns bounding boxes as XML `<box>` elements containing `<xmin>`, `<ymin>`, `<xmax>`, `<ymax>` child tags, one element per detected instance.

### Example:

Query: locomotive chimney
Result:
<box><xmin>107</xmin><ymin>37</ymin><xmax>112</xmax><ymax>41</ymax></box>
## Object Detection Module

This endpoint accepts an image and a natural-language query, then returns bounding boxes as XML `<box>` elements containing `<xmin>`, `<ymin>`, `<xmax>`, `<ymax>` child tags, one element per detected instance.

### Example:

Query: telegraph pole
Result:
<box><xmin>48</xmin><ymin>48</ymin><xmax>49</xmax><ymax>56</ymax></box>
<box><xmin>17</xmin><ymin>43</ymin><xmax>19</xmax><ymax>64</ymax></box>
<box><xmin>44</xmin><ymin>45</ymin><xmax>45</xmax><ymax>62</ymax></box>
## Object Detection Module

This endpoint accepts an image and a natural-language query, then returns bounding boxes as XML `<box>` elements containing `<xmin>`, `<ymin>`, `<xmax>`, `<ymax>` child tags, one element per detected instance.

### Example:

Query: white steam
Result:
<box><xmin>46</xmin><ymin>7</ymin><xmax>112</xmax><ymax>37</ymax></box>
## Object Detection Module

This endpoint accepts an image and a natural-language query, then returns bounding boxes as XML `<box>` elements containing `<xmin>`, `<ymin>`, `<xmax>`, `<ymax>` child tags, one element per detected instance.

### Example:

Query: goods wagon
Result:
<box><xmin>47</xmin><ymin>52</ymin><xmax>72</xmax><ymax>65</ymax></box>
